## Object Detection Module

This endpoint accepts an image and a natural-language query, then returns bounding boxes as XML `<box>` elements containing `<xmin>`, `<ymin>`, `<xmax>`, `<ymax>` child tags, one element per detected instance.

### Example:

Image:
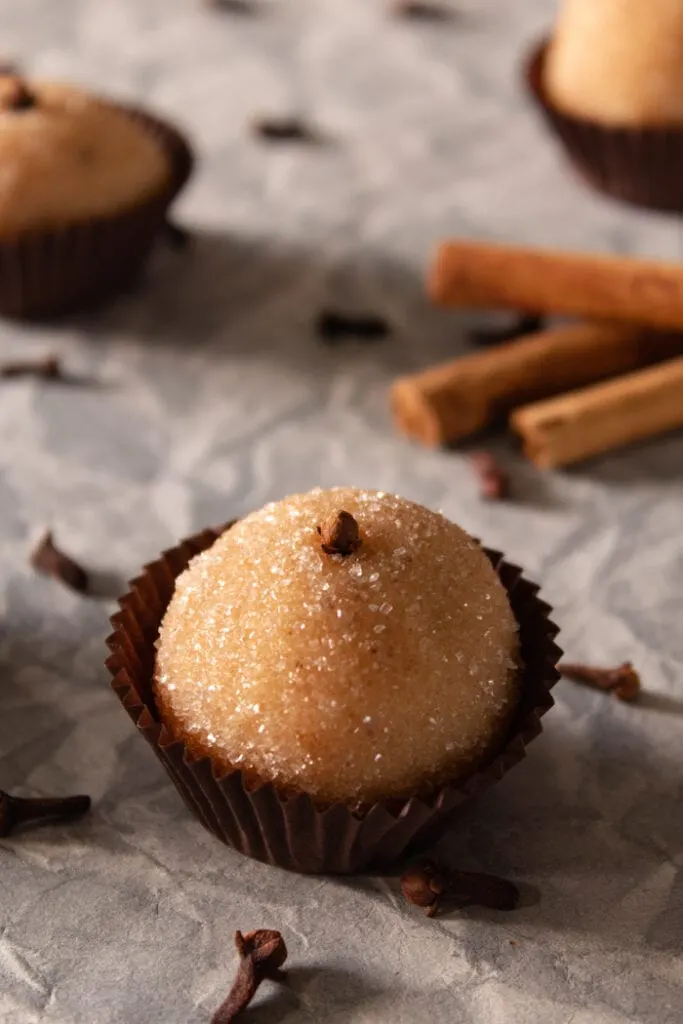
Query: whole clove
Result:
<box><xmin>401</xmin><ymin>860</ymin><xmax>520</xmax><ymax>917</ymax></box>
<box><xmin>204</xmin><ymin>0</ymin><xmax>255</xmax><ymax>13</ymax></box>
<box><xmin>211</xmin><ymin>930</ymin><xmax>288</xmax><ymax>1023</ymax></box>
<box><xmin>2</xmin><ymin>78</ymin><xmax>36</xmax><ymax>112</ymax></box>
<box><xmin>317</xmin><ymin>510</ymin><xmax>361</xmax><ymax>557</ymax></box>
<box><xmin>0</xmin><ymin>791</ymin><xmax>91</xmax><ymax>838</ymax></box>
<box><xmin>251</xmin><ymin>115</ymin><xmax>317</xmax><ymax>143</ymax></box>
<box><xmin>391</xmin><ymin>0</ymin><xmax>454</xmax><ymax>20</ymax></box>
<box><xmin>470</xmin><ymin>314</ymin><xmax>545</xmax><ymax>347</ymax></box>
<box><xmin>400</xmin><ymin>860</ymin><xmax>450</xmax><ymax>917</ymax></box>
<box><xmin>30</xmin><ymin>530</ymin><xmax>90</xmax><ymax>594</ymax></box>
<box><xmin>559</xmin><ymin>661</ymin><xmax>641</xmax><ymax>702</ymax></box>
<box><xmin>316</xmin><ymin>310</ymin><xmax>391</xmax><ymax>344</ymax></box>
<box><xmin>1</xmin><ymin>354</ymin><xmax>62</xmax><ymax>380</ymax></box>
<box><xmin>468</xmin><ymin>450</ymin><xmax>510</xmax><ymax>501</ymax></box>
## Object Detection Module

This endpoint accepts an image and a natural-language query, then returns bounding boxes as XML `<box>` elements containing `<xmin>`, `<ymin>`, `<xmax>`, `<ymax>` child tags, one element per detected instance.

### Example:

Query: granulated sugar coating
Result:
<box><xmin>155</xmin><ymin>488</ymin><xmax>520</xmax><ymax>805</ymax></box>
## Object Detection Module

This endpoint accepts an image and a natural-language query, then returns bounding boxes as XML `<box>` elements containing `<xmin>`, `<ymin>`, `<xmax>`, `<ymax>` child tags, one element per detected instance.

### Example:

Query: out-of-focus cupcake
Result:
<box><xmin>108</xmin><ymin>488</ymin><xmax>561</xmax><ymax>874</ymax></box>
<box><xmin>0</xmin><ymin>73</ymin><xmax>192</xmax><ymax>317</ymax></box>
<box><xmin>527</xmin><ymin>0</ymin><xmax>683</xmax><ymax>211</ymax></box>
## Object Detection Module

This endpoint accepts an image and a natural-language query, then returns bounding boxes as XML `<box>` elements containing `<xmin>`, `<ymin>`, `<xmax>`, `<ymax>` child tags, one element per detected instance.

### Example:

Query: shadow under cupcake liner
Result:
<box><xmin>0</xmin><ymin>102</ymin><xmax>193</xmax><ymax>319</ymax></box>
<box><xmin>526</xmin><ymin>39</ymin><xmax>683</xmax><ymax>214</ymax></box>
<box><xmin>106</xmin><ymin>525</ymin><xmax>562</xmax><ymax>874</ymax></box>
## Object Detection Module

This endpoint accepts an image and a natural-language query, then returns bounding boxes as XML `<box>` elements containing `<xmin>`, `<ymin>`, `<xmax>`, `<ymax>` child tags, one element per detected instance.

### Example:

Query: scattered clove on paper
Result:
<box><xmin>400</xmin><ymin>860</ymin><xmax>450</xmax><ymax>917</ymax></box>
<box><xmin>401</xmin><ymin>860</ymin><xmax>520</xmax><ymax>917</ymax></box>
<box><xmin>316</xmin><ymin>310</ymin><xmax>391</xmax><ymax>344</ymax></box>
<box><xmin>203</xmin><ymin>0</ymin><xmax>256</xmax><ymax>14</ymax></box>
<box><xmin>468</xmin><ymin>451</ymin><xmax>510</xmax><ymax>501</ymax></box>
<box><xmin>30</xmin><ymin>530</ymin><xmax>90</xmax><ymax>594</ymax></box>
<box><xmin>0</xmin><ymin>791</ymin><xmax>91</xmax><ymax>838</ymax></box>
<box><xmin>0</xmin><ymin>353</ymin><xmax>62</xmax><ymax>380</ymax></box>
<box><xmin>211</xmin><ymin>930</ymin><xmax>288</xmax><ymax>1023</ymax></box>
<box><xmin>251</xmin><ymin>115</ymin><xmax>318</xmax><ymax>143</ymax></box>
<box><xmin>559</xmin><ymin>661</ymin><xmax>641</xmax><ymax>702</ymax></box>
<box><xmin>391</xmin><ymin>1</ymin><xmax>455</xmax><ymax>21</ymax></box>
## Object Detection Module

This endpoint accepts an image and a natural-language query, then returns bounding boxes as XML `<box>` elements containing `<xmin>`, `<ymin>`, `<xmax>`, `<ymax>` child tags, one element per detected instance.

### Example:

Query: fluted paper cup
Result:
<box><xmin>0</xmin><ymin>101</ymin><xmax>193</xmax><ymax>318</ymax></box>
<box><xmin>526</xmin><ymin>39</ymin><xmax>683</xmax><ymax>214</ymax></box>
<box><xmin>107</xmin><ymin>525</ymin><xmax>561</xmax><ymax>874</ymax></box>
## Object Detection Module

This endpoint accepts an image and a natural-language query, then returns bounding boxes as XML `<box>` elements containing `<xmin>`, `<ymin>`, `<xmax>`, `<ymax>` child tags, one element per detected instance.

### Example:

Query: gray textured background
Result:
<box><xmin>1</xmin><ymin>1</ymin><xmax>683</xmax><ymax>1021</ymax></box>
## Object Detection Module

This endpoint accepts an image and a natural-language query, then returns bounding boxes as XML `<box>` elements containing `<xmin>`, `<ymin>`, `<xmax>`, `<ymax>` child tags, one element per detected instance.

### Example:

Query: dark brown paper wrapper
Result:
<box><xmin>107</xmin><ymin>526</ymin><xmax>561</xmax><ymax>875</ymax></box>
<box><xmin>0</xmin><ymin>102</ymin><xmax>193</xmax><ymax>318</ymax></box>
<box><xmin>526</xmin><ymin>40</ymin><xmax>683</xmax><ymax>214</ymax></box>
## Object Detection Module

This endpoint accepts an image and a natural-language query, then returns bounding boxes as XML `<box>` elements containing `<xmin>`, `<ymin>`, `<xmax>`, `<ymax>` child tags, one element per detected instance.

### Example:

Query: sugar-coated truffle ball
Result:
<box><xmin>155</xmin><ymin>488</ymin><xmax>520</xmax><ymax>805</ymax></box>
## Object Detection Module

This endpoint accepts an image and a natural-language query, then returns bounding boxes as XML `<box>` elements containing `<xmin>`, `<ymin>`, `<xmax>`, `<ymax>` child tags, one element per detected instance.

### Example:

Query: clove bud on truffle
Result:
<box><xmin>1</xmin><ymin>77</ymin><xmax>36</xmax><ymax>111</ymax></box>
<box><xmin>317</xmin><ymin>510</ymin><xmax>361</xmax><ymax>556</ymax></box>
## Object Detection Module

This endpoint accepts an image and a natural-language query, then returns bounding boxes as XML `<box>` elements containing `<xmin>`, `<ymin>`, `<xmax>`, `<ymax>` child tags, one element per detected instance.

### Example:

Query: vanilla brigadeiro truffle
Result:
<box><xmin>545</xmin><ymin>0</ymin><xmax>683</xmax><ymax>127</ymax></box>
<box><xmin>155</xmin><ymin>488</ymin><xmax>520</xmax><ymax>805</ymax></box>
<box><xmin>0</xmin><ymin>75</ymin><xmax>170</xmax><ymax>235</ymax></box>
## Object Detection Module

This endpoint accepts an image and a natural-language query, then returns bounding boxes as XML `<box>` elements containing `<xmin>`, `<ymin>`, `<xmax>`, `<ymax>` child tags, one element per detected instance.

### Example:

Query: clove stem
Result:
<box><xmin>1</xmin><ymin>354</ymin><xmax>61</xmax><ymax>380</ymax></box>
<box><xmin>559</xmin><ymin>661</ymin><xmax>641</xmax><ymax>702</ymax></box>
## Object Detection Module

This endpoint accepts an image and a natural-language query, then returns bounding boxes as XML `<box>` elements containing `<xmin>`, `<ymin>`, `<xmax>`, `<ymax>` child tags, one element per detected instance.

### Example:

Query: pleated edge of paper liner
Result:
<box><xmin>525</xmin><ymin>38</ymin><xmax>683</xmax><ymax>215</ymax></box>
<box><xmin>0</xmin><ymin>97</ymin><xmax>194</xmax><ymax>318</ymax></box>
<box><xmin>105</xmin><ymin>523</ymin><xmax>562</xmax><ymax>874</ymax></box>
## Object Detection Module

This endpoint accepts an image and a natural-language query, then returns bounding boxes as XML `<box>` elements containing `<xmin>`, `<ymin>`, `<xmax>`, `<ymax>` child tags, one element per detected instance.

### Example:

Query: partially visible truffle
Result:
<box><xmin>545</xmin><ymin>0</ymin><xmax>683</xmax><ymax>126</ymax></box>
<box><xmin>0</xmin><ymin>76</ymin><xmax>170</xmax><ymax>235</ymax></box>
<box><xmin>155</xmin><ymin>487</ymin><xmax>520</xmax><ymax>805</ymax></box>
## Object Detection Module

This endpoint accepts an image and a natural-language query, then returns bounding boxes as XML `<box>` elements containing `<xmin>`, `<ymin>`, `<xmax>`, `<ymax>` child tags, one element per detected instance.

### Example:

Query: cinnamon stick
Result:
<box><xmin>391</xmin><ymin>322</ymin><xmax>681</xmax><ymax>447</ymax></box>
<box><xmin>430</xmin><ymin>240</ymin><xmax>683</xmax><ymax>330</ymax></box>
<box><xmin>511</xmin><ymin>355</ymin><xmax>683</xmax><ymax>468</ymax></box>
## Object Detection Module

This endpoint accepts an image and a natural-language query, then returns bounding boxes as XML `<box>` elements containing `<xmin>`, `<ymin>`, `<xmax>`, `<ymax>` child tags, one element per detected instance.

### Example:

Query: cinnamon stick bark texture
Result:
<box><xmin>430</xmin><ymin>240</ymin><xmax>683</xmax><ymax>330</ymax></box>
<box><xmin>391</xmin><ymin>322</ymin><xmax>680</xmax><ymax>447</ymax></box>
<box><xmin>511</xmin><ymin>355</ymin><xmax>683</xmax><ymax>468</ymax></box>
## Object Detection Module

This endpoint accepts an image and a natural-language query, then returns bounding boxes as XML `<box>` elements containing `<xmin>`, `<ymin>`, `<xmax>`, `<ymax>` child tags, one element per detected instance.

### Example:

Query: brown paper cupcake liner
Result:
<box><xmin>526</xmin><ymin>39</ymin><xmax>683</xmax><ymax>214</ymax></box>
<box><xmin>0</xmin><ymin>101</ymin><xmax>193</xmax><ymax>319</ymax></box>
<box><xmin>106</xmin><ymin>526</ymin><xmax>561</xmax><ymax>875</ymax></box>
